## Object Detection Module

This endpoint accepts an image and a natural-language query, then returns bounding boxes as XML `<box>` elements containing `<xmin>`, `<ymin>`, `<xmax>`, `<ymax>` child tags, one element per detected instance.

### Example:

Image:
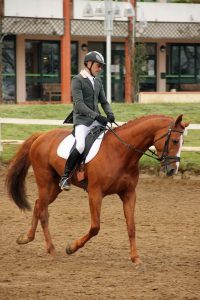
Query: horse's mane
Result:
<box><xmin>115</xmin><ymin>114</ymin><xmax>173</xmax><ymax>132</ymax></box>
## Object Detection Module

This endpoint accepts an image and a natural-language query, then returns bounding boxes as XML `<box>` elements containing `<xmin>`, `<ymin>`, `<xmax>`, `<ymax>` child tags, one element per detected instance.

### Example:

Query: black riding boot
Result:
<box><xmin>59</xmin><ymin>148</ymin><xmax>81</xmax><ymax>191</ymax></box>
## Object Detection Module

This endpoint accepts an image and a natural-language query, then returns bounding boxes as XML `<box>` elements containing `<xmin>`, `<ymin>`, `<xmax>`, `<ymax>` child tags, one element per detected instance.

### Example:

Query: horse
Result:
<box><xmin>6</xmin><ymin>114</ymin><xmax>189</xmax><ymax>266</ymax></box>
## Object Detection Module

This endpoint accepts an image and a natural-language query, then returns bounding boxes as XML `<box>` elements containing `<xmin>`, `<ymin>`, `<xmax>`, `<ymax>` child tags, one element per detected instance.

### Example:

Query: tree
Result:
<box><xmin>133</xmin><ymin>43</ymin><xmax>148</xmax><ymax>102</ymax></box>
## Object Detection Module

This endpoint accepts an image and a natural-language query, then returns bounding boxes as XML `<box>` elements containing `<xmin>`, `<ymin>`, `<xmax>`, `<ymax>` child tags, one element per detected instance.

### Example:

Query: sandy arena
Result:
<box><xmin>0</xmin><ymin>166</ymin><xmax>200</xmax><ymax>300</ymax></box>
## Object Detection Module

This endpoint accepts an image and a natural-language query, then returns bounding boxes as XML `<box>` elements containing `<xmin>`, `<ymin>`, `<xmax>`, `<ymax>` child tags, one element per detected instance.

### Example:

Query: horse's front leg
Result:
<box><xmin>66</xmin><ymin>190</ymin><xmax>102</xmax><ymax>255</ymax></box>
<box><xmin>119</xmin><ymin>189</ymin><xmax>142</xmax><ymax>265</ymax></box>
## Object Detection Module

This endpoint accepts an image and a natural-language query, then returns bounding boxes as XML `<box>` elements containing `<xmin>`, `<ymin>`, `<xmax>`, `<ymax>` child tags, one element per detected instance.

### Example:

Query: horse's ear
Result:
<box><xmin>183</xmin><ymin>121</ymin><xmax>190</xmax><ymax>128</ymax></box>
<box><xmin>175</xmin><ymin>114</ymin><xmax>183</xmax><ymax>126</ymax></box>
<box><xmin>175</xmin><ymin>114</ymin><xmax>190</xmax><ymax>128</ymax></box>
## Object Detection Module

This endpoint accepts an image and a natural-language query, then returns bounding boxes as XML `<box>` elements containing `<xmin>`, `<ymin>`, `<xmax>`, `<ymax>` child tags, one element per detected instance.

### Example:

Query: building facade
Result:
<box><xmin>1</xmin><ymin>0</ymin><xmax>200</xmax><ymax>104</ymax></box>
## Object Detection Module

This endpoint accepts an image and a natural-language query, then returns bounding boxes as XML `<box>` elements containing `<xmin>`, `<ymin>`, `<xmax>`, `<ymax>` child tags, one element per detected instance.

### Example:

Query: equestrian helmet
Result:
<box><xmin>84</xmin><ymin>51</ymin><xmax>106</xmax><ymax>66</ymax></box>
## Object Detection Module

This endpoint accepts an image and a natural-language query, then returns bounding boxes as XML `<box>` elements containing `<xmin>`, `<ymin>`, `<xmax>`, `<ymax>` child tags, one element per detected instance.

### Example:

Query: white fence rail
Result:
<box><xmin>0</xmin><ymin>118</ymin><xmax>200</xmax><ymax>153</ymax></box>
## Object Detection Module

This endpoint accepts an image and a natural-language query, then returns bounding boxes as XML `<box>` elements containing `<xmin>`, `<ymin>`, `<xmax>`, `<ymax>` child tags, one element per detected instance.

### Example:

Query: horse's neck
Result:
<box><xmin>119</xmin><ymin>117</ymin><xmax>170</xmax><ymax>151</ymax></box>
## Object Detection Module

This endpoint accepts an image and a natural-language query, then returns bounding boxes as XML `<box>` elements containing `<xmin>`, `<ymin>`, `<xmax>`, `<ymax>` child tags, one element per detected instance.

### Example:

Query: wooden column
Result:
<box><xmin>124</xmin><ymin>0</ymin><xmax>135</xmax><ymax>103</ymax></box>
<box><xmin>16</xmin><ymin>35</ymin><xmax>26</xmax><ymax>102</ymax></box>
<box><xmin>125</xmin><ymin>36</ymin><xmax>132</xmax><ymax>103</ymax></box>
<box><xmin>61</xmin><ymin>0</ymin><xmax>71</xmax><ymax>103</ymax></box>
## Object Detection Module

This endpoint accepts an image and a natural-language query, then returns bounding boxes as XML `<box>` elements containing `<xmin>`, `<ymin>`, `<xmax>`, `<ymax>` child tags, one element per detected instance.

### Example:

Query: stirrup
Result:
<box><xmin>59</xmin><ymin>177</ymin><xmax>71</xmax><ymax>191</ymax></box>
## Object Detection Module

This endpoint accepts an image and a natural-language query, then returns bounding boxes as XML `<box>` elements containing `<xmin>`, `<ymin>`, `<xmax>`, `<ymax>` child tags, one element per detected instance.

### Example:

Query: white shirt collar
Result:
<box><xmin>80</xmin><ymin>69</ymin><xmax>95</xmax><ymax>88</ymax></box>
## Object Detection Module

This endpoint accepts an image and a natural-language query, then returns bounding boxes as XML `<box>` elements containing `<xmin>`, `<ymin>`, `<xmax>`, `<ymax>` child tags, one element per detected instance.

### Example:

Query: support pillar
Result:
<box><xmin>61</xmin><ymin>0</ymin><xmax>71</xmax><ymax>103</ymax></box>
<box><xmin>157</xmin><ymin>42</ymin><xmax>166</xmax><ymax>92</ymax></box>
<box><xmin>16</xmin><ymin>35</ymin><xmax>26</xmax><ymax>102</ymax></box>
<box><xmin>125</xmin><ymin>0</ymin><xmax>135</xmax><ymax>103</ymax></box>
<box><xmin>125</xmin><ymin>36</ymin><xmax>133</xmax><ymax>103</ymax></box>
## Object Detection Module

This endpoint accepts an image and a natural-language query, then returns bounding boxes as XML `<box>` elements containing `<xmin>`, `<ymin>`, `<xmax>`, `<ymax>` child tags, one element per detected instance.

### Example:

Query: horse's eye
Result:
<box><xmin>172</xmin><ymin>139</ymin><xmax>179</xmax><ymax>145</ymax></box>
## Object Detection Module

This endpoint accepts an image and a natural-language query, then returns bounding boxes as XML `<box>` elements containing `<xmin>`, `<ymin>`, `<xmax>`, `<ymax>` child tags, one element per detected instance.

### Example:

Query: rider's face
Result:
<box><xmin>87</xmin><ymin>61</ymin><xmax>103</xmax><ymax>76</ymax></box>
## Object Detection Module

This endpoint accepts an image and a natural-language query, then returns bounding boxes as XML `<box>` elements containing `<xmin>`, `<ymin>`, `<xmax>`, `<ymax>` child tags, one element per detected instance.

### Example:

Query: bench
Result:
<box><xmin>43</xmin><ymin>83</ymin><xmax>61</xmax><ymax>101</ymax></box>
<box><xmin>180</xmin><ymin>84</ymin><xmax>200</xmax><ymax>91</ymax></box>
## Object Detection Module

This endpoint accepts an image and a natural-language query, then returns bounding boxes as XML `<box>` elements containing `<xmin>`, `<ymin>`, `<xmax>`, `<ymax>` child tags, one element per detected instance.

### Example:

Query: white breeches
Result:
<box><xmin>75</xmin><ymin>120</ymin><xmax>100</xmax><ymax>154</ymax></box>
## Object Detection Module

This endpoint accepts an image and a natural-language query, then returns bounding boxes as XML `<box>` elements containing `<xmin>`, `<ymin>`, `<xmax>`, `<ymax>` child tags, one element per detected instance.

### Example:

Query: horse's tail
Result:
<box><xmin>5</xmin><ymin>133</ymin><xmax>41</xmax><ymax>211</ymax></box>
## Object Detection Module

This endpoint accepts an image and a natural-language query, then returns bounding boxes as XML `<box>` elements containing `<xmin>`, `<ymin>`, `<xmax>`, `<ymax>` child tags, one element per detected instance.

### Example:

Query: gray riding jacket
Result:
<box><xmin>71</xmin><ymin>72</ymin><xmax>113</xmax><ymax>126</ymax></box>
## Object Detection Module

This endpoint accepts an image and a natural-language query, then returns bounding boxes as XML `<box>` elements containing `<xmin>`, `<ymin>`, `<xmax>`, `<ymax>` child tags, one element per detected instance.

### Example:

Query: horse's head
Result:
<box><xmin>153</xmin><ymin>114</ymin><xmax>189</xmax><ymax>176</ymax></box>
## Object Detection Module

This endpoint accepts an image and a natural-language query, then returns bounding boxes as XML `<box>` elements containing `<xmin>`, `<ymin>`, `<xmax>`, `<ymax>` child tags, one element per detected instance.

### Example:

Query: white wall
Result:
<box><xmin>137</xmin><ymin>3</ymin><xmax>200</xmax><ymax>23</ymax></box>
<box><xmin>73</xmin><ymin>0</ymin><xmax>130</xmax><ymax>21</ymax></box>
<box><xmin>4</xmin><ymin>0</ymin><xmax>63</xmax><ymax>18</ymax></box>
<box><xmin>73</xmin><ymin>1</ymin><xmax>200</xmax><ymax>23</ymax></box>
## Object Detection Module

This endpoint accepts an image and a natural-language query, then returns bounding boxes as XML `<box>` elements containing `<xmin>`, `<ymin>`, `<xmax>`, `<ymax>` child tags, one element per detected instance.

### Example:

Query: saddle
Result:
<box><xmin>57</xmin><ymin>125</ymin><xmax>106</xmax><ymax>189</ymax></box>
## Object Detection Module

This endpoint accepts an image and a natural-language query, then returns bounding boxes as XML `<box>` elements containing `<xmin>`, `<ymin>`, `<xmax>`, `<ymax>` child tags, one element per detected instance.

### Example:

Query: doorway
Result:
<box><xmin>111</xmin><ymin>49</ymin><xmax>124</xmax><ymax>102</ymax></box>
<box><xmin>25</xmin><ymin>40</ymin><xmax>60</xmax><ymax>101</ymax></box>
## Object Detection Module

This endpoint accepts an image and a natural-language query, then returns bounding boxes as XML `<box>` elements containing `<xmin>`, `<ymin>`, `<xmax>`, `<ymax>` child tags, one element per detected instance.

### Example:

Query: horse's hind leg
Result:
<box><xmin>17</xmin><ymin>179</ymin><xmax>61</xmax><ymax>255</ymax></box>
<box><xmin>66</xmin><ymin>189</ymin><xmax>102</xmax><ymax>255</ymax></box>
<box><xmin>16</xmin><ymin>197</ymin><xmax>40</xmax><ymax>245</ymax></box>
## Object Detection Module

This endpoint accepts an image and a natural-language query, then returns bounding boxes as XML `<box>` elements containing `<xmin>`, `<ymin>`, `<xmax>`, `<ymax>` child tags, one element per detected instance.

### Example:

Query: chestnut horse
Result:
<box><xmin>6</xmin><ymin>114</ymin><xmax>188</xmax><ymax>265</ymax></box>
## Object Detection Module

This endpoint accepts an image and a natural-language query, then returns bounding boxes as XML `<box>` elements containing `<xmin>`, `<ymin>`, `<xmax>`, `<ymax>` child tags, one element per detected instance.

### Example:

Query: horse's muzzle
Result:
<box><xmin>166</xmin><ymin>166</ymin><xmax>176</xmax><ymax>177</ymax></box>
<box><xmin>160</xmin><ymin>164</ymin><xmax>176</xmax><ymax>176</ymax></box>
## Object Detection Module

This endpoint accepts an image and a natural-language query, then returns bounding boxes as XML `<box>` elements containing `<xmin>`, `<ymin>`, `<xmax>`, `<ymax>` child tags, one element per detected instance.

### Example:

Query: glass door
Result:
<box><xmin>88</xmin><ymin>42</ymin><xmax>106</xmax><ymax>88</ymax></box>
<box><xmin>25</xmin><ymin>41</ymin><xmax>60</xmax><ymax>101</ymax></box>
<box><xmin>111</xmin><ymin>49</ymin><xmax>124</xmax><ymax>102</ymax></box>
<box><xmin>88</xmin><ymin>42</ymin><xmax>125</xmax><ymax>102</ymax></box>
<box><xmin>139</xmin><ymin>43</ymin><xmax>156</xmax><ymax>92</ymax></box>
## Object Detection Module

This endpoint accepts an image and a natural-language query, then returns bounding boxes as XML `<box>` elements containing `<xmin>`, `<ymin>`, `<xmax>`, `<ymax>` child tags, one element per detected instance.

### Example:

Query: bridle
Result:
<box><xmin>152</xmin><ymin>125</ymin><xmax>184</xmax><ymax>166</ymax></box>
<box><xmin>106</xmin><ymin>122</ymin><xmax>184</xmax><ymax>167</ymax></box>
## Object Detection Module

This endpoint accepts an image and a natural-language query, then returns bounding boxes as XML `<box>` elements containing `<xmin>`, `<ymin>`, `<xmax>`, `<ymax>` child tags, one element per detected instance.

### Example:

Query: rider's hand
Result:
<box><xmin>107</xmin><ymin>112</ymin><xmax>115</xmax><ymax>123</ymax></box>
<box><xmin>95</xmin><ymin>115</ymin><xmax>108</xmax><ymax>126</ymax></box>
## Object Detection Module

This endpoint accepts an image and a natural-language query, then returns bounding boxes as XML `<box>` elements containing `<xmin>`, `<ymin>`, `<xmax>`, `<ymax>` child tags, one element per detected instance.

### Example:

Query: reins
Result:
<box><xmin>106</xmin><ymin>122</ymin><xmax>184</xmax><ymax>164</ymax></box>
<box><xmin>106</xmin><ymin>123</ymin><xmax>160</xmax><ymax>161</ymax></box>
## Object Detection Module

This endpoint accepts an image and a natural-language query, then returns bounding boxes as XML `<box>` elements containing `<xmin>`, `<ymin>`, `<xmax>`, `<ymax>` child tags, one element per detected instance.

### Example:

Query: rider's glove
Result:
<box><xmin>95</xmin><ymin>115</ymin><xmax>108</xmax><ymax>126</ymax></box>
<box><xmin>107</xmin><ymin>112</ymin><xmax>115</xmax><ymax>123</ymax></box>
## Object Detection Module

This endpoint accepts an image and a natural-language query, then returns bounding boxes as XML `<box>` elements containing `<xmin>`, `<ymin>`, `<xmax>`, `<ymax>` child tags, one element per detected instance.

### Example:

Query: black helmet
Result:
<box><xmin>84</xmin><ymin>51</ymin><xmax>106</xmax><ymax>66</ymax></box>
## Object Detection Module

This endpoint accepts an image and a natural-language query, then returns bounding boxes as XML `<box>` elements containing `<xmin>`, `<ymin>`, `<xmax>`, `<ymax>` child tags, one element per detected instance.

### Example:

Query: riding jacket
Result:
<box><xmin>71</xmin><ymin>70</ymin><xmax>113</xmax><ymax>127</ymax></box>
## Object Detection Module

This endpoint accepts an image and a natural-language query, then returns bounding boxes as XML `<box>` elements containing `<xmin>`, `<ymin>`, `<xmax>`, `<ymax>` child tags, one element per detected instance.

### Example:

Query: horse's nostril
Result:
<box><xmin>167</xmin><ymin>169</ymin><xmax>175</xmax><ymax>177</ymax></box>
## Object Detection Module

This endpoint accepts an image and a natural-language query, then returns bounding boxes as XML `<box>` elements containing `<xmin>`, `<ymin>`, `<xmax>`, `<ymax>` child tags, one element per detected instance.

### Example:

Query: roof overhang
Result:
<box><xmin>71</xmin><ymin>19</ymin><xmax>129</xmax><ymax>38</ymax></box>
<box><xmin>136</xmin><ymin>22</ymin><xmax>200</xmax><ymax>39</ymax></box>
<box><xmin>2</xmin><ymin>17</ymin><xmax>64</xmax><ymax>35</ymax></box>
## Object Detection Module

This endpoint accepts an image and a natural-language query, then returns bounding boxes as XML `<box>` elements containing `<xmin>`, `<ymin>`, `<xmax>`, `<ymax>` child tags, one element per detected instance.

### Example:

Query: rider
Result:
<box><xmin>59</xmin><ymin>51</ymin><xmax>115</xmax><ymax>191</ymax></box>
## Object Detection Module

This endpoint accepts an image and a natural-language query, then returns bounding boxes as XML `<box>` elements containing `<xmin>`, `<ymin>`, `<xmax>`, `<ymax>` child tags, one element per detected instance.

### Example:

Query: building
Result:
<box><xmin>1</xmin><ymin>0</ymin><xmax>200</xmax><ymax>104</ymax></box>
<box><xmin>137</xmin><ymin>1</ymin><xmax>200</xmax><ymax>103</ymax></box>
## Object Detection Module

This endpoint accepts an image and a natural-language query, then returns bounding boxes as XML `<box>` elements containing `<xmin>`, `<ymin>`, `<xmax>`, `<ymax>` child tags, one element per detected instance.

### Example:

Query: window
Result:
<box><xmin>2</xmin><ymin>36</ymin><xmax>16</xmax><ymax>102</ymax></box>
<box><xmin>139</xmin><ymin>43</ymin><xmax>157</xmax><ymax>92</ymax></box>
<box><xmin>167</xmin><ymin>44</ymin><xmax>200</xmax><ymax>91</ymax></box>
<box><xmin>71</xmin><ymin>42</ymin><xmax>78</xmax><ymax>77</ymax></box>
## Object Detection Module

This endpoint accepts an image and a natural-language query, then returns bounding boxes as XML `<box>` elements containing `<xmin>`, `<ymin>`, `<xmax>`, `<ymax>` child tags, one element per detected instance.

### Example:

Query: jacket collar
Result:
<box><xmin>80</xmin><ymin>69</ymin><xmax>95</xmax><ymax>89</ymax></box>
<box><xmin>80</xmin><ymin>69</ymin><xmax>94</xmax><ymax>80</ymax></box>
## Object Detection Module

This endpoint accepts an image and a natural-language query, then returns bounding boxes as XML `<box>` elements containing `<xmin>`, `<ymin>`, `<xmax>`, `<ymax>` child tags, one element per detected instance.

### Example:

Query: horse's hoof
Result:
<box><xmin>66</xmin><ymin>243</ymin><xmax>74</xmax><ymax>255</ymax></box>
<box><xmin>47</xmin><ymin>245</ymin><xmax>56</xmax><ymax>256</ymax></box>
<box><xmin>135</xmin><ymin>263</ymin><xmax>146</xmax><ymax>272</ymax></box>
<box><xmin>134</xmin><ymin>260</ymin><xmax>146</xmax><ymax>272</ymax></box>
<box><xmin>131</xmin><ymin>256</ymin><xmax>146</xmax><ymax>272</ymax></box>
<box><xmin>16</xmin><ymin>234</ymin><xmax>34</xmax><ymax>244</ymax></box>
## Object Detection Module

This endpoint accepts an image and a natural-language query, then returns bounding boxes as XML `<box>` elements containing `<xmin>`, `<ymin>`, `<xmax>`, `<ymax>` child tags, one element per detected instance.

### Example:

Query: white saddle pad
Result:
<box><xmin>57</xmin><ymin>131</ymin><xmax>106</xmax><ymax>164</ymax></box>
